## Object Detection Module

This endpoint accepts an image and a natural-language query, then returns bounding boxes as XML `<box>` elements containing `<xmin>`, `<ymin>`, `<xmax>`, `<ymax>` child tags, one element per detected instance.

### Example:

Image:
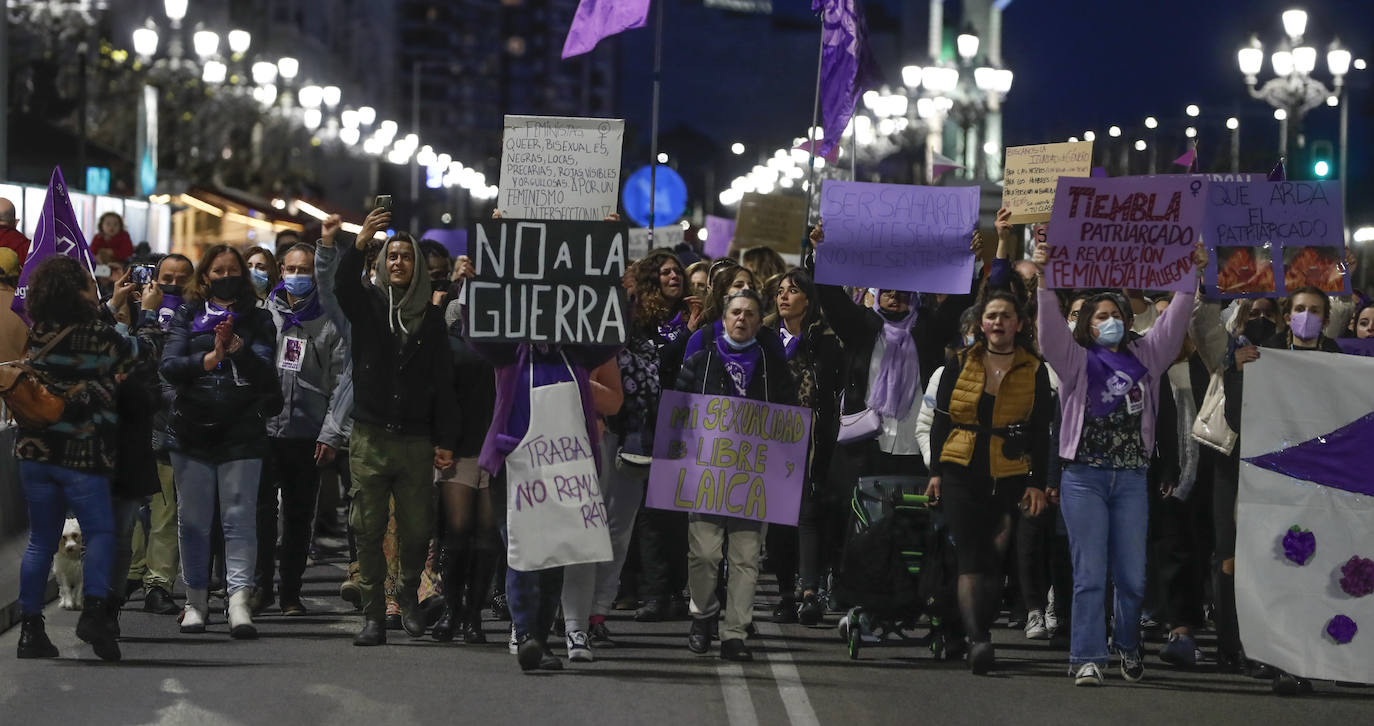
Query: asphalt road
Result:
<box><xmin>3</xmin><ymin>544</ymin><xmax>1372</xmax><ymax>726</ymax></box>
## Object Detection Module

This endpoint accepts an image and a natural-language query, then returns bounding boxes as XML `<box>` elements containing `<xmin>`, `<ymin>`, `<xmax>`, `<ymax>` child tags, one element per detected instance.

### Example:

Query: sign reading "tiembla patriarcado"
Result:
<box><xmin>466</xmin><ymin>219</ymin><xmax>630</xmax><ymax>345</ymax></box>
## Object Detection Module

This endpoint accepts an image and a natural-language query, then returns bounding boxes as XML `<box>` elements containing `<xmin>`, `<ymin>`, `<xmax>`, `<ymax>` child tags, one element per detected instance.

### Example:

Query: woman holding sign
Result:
<box><xmin>675</xmin><ymin>289</ymin><xmax>795</xmax><ymax>661</ymax></box>
<box><xmin>1031</xmin><ymin>240</ymin><xmax>1206</xmax><ymax>687</ymax></box>
<box><xmin>927</xmin><ymin>291</ymin><xmax>1052</xmax><ymax>675</ymax></box>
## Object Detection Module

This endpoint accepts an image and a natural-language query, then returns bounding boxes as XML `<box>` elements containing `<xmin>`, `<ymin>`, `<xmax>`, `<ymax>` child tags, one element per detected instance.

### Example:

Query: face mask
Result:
<box><xmin>249</xmin><ymin>268</ymin><xmax>271</xmax><ymax>293</ymax></box>
<box><xmin>1094</xmin><ymin>317</ymin><xmax>1124</xmax><ymax>347</ymax></box>
<box><xmin>208</xmin><ymin>275</ymin><xmax>245</xmax><ymax>301</ymax></box>
<box><xmin>158</xmin><ymin>283</ymin><xmax>184</xmax><ymax>297</ymax></box>
<box><xmin>1067</xmin><ymin>320</ymin><xmax>1077</xmax><ymax>333</ymax></box>
<box><xmin>1242</xmin><ymin>317</ymin><xmax>1277</xmax><ymax>345</ymax></box>
<box><xmin>962</xmin><ymin>334</ymin><xmax>976</xmax><ymax>348</ymax></box>
<box><xmin>1289</xmin><ymin>310</ymin><xmax>1322</xmax><ymax>341</ymax></box>
<box><xmin>431</xmin><ymin>278</ymin><xmax>449</xmax><ymax>294</ymax></box>
<box><xmin>282</xmin><ymin>273</ymin><xmax>315</xmax><ymax>297</ymax></box>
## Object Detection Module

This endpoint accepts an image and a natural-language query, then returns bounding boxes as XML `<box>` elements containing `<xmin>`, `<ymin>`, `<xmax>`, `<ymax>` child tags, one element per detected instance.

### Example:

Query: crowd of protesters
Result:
<box><xmin>3</xmin><ymin>198</ymin><xmax>1367</xmax><ymax>696</ymax></box>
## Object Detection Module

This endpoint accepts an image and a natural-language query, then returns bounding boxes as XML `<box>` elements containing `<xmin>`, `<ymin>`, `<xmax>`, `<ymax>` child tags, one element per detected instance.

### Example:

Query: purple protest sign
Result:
<box><xmin>1336</xmin><ymin>339</ymin><xmax>1374</xmax><ymax>357</ymax></box>
<box><xmin>646</xmin><ymin>390</ymin><xmax>811</xmax><ymax>526</ymax></box>
<box><xmin>12</xmin><ymin>167</ymin><xmax>95</xmax><ymax>321</ymax></box>
<box><xmin>815</xmin><ymin>180</ymin><xmax>979</xmax><ymax>293</ymax></box>
<box><xmin>1044</xmin><ymin>175</ymin><xmax>1203</xmax><ymax>292</ymax></box>
<box><xmin>703</xmin><ymin>215</ymin><xmax>735</xmax><ymax>259</ymax></box>
<box><xmin>422</xmin><ymin>228</ymin><xmax>468</xmax><ymax>259</ymax></box>
<box><xmin>1203</xmin><ymin>180</ymin><xmax>1346</xmax><ymax>299</ymax></box>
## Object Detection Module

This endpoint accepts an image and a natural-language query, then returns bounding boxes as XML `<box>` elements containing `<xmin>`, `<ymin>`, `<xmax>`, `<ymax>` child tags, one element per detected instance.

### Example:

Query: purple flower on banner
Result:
<box><xmin>1281</xmin><ymin>526</ymin><xmax>1316</xmax><ymax>565</ymax></box>
<box><xmin>1339</xmin><ymin>556</ymin><xmax>1374</xmax><ymax>597</ymax></box>
<box><xmin>1326</xmin><ymin>615</ymin><xmax>1357</xmax><ymax>645</ymax></box>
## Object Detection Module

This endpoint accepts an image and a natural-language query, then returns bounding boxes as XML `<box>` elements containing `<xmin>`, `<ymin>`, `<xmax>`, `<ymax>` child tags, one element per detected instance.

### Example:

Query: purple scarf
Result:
<box><xmin>865</xmin><ymin>298</ymin><xmax>921</xmax><ymax>419</ymax></box>
<box><xmin>780</xmin><ymin>326</ymin><xmax>801</xmax><ymax>360</ymax></box>
<box><xmin>1084</xmin><ymin>345</ymin><xmax>1149</xmax><ymax>417</ymax></box>
<box><xmin>274</xmin><ymin>284</ymin><xmax>325</xmax><ymax>331</ymax></box>
<box><xmin>714</xmin><ymin>333</ymin><xmax>762</xmax><ymax>396</ymax></box>
<box><xmin>657</xmin><ymin>311</ymin><xmax>685</xmax><ymax>344</ymax></box>
<box><xmin>157</xmin><ymin>295</ymin><xmax>184</xmax><ymax>331</ymax></box>
<box><xmin>191</xmin><ymin>301</ymin><xmax>240</xmax><ymax>333</ymax></box>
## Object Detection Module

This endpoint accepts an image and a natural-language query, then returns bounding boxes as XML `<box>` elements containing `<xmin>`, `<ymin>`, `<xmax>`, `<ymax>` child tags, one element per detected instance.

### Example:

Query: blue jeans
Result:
<box><xmin>18</xmin><ymin>461</ymin><xmax>115</xmax><ymax>615</ymax></box>
<box><xmin>1059</xmin><ymin>463</ymin><xmax>1148</xmax><ymax>666</ymax></box>
<box><xmin>171</xmin><ymin>454</ymin><xmax>261</xmax><ymax>595</ymax></box>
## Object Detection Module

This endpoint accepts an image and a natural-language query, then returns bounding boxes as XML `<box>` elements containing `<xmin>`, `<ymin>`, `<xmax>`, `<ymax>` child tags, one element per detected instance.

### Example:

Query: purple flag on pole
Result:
<box><xmin>12</xmin><ymin>167</ymin><xmax>95</xmax><ymax>323</ymax></box>
<box><xmin>1268</xmin><ymin>158</ymin><xmax>1286</xmax><ymax>181</ymax></box>
<box><xmin>562</xmin><ymin>0</ymin><xmax>651</xmax><ymax>59</ymax></box>
<box><xmin>811</xmin><ymin>0</ymin><xmax>879</xmax><ymax>162</ymax></box>
<box><xmin>1172</xmin><ymin>146</ymin><xmax>1197</xmax><ymax>171</ymax></box>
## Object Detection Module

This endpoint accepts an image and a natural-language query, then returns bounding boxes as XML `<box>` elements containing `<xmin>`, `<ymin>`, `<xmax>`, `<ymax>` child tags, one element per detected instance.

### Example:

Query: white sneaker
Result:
<box><xmin>179</xmin><ymin>588</ymin><xmax>208</xmax><ymax>634</ymax></box>
<box><xmin>566</xmin><ymin>630</ymin><xmax>595</xmax><ymax>663</ymax></box>
<box><xmin>508</xmin><ymin>624</ymin><xmax>519</xmax><ymax>655</ymax></box>
<box><xmin>1074</xmin><ymin>662</ymin><xmax>1105</xmax><ymax>687</ymax></box>
<box><xmin>1025</xmin><ymin>610</ymin><xmax>1050</xmax><ymax>640</ymax></box>
<box><xmin>1045</xmin><ymin>589</ymin><xmax>1059</xmax><ymax>633</ymax></box>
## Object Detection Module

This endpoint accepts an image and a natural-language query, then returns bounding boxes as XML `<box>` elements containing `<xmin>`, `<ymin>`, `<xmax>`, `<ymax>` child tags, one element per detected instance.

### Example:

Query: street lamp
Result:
<box><xmin>1228</xmin><ymin>117</ymin><xmax>1241</xmax><ymax>172</ymax></box>
<box><xmin>1237</xmin><ymin>9</ymin><xmax>1349</xmax><ymax>161</ymax></box>
<box><xmin>1186</xmin><ymin>104</ymin><xmax>1200</xmax><ymax>117</ymax></box>
<box><xmin>731</xmin><ymin>142</ymin><xmax>745</xmax><ymax>155</ymax></box>
<box><xmin>227</xmin><ymin>29</ymin><xmax>251</xmax><ymax>57</ymax></box>
<box><xmin>192</xmin><ymin>29</ymin><xmax>218</xmax><ymax>60</ymax></box>
<box><xmin>277</xmin><ymin>57</ymin><xmax>299</xmax><ymax>81</ymax></box>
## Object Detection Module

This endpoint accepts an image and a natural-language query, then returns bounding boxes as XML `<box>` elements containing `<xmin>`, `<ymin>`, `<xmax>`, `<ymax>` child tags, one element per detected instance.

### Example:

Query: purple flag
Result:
<box><xmin>12</xmin><ymin>167</ymin><xmax>95</xmax><ymax>322</ymax></box>
<box><xmin>1245</xmin><ymin>412</ymin><xmax>1374</xmax><ymax>498</ymax></box>
<box><xmin>931</xmin><ymin>151</ymin><xmax>964</xmax><ymax>178</ymax></box>
<box><xmin>1268</xmin><ymin>158</ymin><xmax>1286</xmax><ymax>181</ymax></box>
<box><xmin>811</xmin><ymin>0</ymin><xmax>880</xmax><ymax>162</ymax></box>
<box><xmin>1173</xmin><ymin>145</ymin><xmax>1198</xmax><ymax>172</ymax></box>
<box><xmin>703</xmin><ymin>215</ymin><xmax>736</xmax><ymax>259</ymax></box>
<box><xmin>562</xmin><ymin>0</ymin><xmax>650</xmax><ymax>59</ymax></box>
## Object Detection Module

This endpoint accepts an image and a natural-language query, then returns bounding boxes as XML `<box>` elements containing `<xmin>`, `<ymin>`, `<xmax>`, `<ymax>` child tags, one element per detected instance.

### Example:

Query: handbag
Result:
<box><xmin>0</xmin><ymin>326</ymin><xmax>83</xmax><ymax>429</ymax></box>
<box><xmin>1190</xmin><ymin>370</ymin><xmax>1236</xmax><ymax>455</ymax></box>
<box><xmin>837</xmin><ymin>392</ymin><xmax>882</xmax><ymax>444</ymax></box>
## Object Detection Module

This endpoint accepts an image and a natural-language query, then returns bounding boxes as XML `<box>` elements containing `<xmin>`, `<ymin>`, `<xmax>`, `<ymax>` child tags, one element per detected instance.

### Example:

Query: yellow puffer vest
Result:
<box><xmin>939</xmin><ymin>344</ymin><xmax>1040</xmax><ymax>478</ymax></box>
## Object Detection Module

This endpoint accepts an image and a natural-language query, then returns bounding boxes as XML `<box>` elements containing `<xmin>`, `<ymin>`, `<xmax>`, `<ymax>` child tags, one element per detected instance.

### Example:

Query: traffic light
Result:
<box><xmin>1311</xmin><ymin>140</ymin><xmax>1334</xmax><ymax>178</ymax></box>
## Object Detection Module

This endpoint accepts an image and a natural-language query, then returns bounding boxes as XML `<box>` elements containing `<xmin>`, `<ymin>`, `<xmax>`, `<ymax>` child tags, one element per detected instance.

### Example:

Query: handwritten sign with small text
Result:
<box><xmin>733</xmin><ymin>192</ymin><xmax>807</xmax><ymax>254</ymax></box>
<box><xmin>497</xmin><ymin>115</ymin><xmax>625</xmax><ymax>220</ymax></box>
<box><xmin>1003</xmin><ymin>141</ymin><xmax>1094</xmax><ymax>224</ymax></box>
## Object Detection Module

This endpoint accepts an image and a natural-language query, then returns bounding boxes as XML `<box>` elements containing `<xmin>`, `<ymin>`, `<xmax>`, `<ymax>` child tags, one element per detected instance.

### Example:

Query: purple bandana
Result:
<box><xmin>157</xmin><ymin>294</ymin><xmax>184</xmax><ymax>332</ymax></box>
<box><xmin>191</xmin><ymin>301</ymin><xmax>240</xmax><ymax>333</ymax></box>
<box><xmin>1085</xmin><ymin>345</ymin><xmax>1149</xmax><ymax>418</ymax></box>
<box><xmin>658</xmin><ymin>311</ymin><xmax>685</xmax><ymax>344</ymax></box>
<box><xmin>780</xmin><ymin>327</ymin><xmax>801</xmax><ymax>360</ymax></box>
<box><xmin>714</xmin><ymin>333</ymin><xmax>761</xmax><ymax>396</ymax></box>
<box><xmin>274</xmin><ymin>284</ymin><xmax>325</xmax><ymax>331</ymax></box>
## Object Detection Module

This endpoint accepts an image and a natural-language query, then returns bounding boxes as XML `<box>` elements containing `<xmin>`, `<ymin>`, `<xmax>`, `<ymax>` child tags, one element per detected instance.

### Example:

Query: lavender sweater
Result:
<box><xmin>1036</xmin><ymin>287</ymin><xmax>1196</xmax><ymax>463</ymax></box>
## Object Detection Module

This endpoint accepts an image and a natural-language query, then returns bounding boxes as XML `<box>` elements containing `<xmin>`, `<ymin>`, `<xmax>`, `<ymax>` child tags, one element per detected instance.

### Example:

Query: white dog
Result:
<box><xmin>53</xmin><ymin>517</ymin><xmax>84</xmax><ymax>610</ymax></box>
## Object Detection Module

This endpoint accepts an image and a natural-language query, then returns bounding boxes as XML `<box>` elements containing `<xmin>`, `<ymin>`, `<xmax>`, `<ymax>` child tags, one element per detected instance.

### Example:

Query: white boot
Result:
<box><xmin>180</xmin><ymin>588</ymin><xmax>208</xmax><ymax>634</ymax></box>
<box><xmin>227</xmin><ymin>589</ymin><xmax>257</xmax><ymax>639</ymax></box>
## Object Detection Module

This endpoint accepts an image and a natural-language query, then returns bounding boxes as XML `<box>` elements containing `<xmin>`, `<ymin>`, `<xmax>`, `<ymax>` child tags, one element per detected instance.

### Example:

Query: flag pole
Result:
<box><xmin>648</xmin><ymin>0</ymin><xmax>664</xmax><ymax>246</ymax></box>
<box><xmin>804</xmin><ymin>27</ymin><xmax>824</xmax><ymax>232</ymax></box>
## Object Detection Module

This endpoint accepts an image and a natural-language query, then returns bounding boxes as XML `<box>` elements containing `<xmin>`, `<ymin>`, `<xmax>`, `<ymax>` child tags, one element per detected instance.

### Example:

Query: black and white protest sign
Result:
<box><xmin>466</xmin><ymin>219</ymin><xmax>630</xmax><ymax>345</ymax></box>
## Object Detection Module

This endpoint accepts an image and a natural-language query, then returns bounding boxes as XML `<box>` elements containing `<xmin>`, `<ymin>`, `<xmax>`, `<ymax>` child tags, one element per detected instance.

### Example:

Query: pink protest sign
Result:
<box><xmin>1044</xmin><ymin>175</ymin><xmax>1203</xmax><ymax>292</ymax></box>
<box><xmin>646</xmin><ymin>390</ymin><xmax>811</xmax><ymax>526</ymax></box>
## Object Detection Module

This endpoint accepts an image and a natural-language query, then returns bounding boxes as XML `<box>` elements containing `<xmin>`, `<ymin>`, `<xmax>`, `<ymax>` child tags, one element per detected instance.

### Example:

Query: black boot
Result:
<box><xmin>354</xmin><ymin>618</ymin><xmax>387</xmax><ymax>646</ymax></box>
<box><xmin>76</xmin><ymin>596</ymin><xmax>121</xmax><ymax>662</ymax></box>
<box><xmin>16</xmin><ymin>614</ymin><xmax>59</xmax><ymax>659</ymax></box>
<box><xmin>463</xmin><ymin>544</ymin><xmax>497</xmax><ymax>644</ymax></box>
<box><xmin>106</xmin><ymin>596</ymin><xmax>123</xmax><ymax>640</ymax></box>
<box><xmin>434</xmin><ymin>537</ymin><xmax>468</xmax><ymax>642</ymax></box>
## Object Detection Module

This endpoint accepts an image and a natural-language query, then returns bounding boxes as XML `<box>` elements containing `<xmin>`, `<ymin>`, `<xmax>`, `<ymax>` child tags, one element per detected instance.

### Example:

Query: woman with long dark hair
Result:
<box><xmin>763</xmin><ymin>267</ymin><xmax>844</xmax><ymax>624</ymax></box>
<box><xmin>160</xmin><ymin>243</ymin><xmax>279</xmax><ymax>639</ymax></box>
<box><xmin>12</xmin><ymin>255</ymin><xmax>162</xmax><ymax>661</ymax></box>
<box><xmin>928</xmin><ymin>290</ymin><xmax>1052</xmax><ymax>674</ymax></box>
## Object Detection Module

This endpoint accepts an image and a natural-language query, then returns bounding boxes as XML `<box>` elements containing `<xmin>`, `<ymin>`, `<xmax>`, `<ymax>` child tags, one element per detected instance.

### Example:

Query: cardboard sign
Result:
<box><xmin>627</xmin><ymin>226</ymin><xmax>685</xmax><ymax>260</ymax></box>
<box><xmin>1204</xmin><ymin>180</ymin><xmax>1346</xmax><ymax>298</ymax></box>
<box><xmin>703</xmin><ymin>215</ymin><xmax>736</xmax><ymax>259</ymax></box>
<box><xmin>733</xmin><ymin>192</ymin><xmax>807</xmax><ymax>254</ymax></box>
<box><xmin>466</xmin><ymin>219</ymin><xmax>629</xmax><ymax>344</ymax></box>
<box><xmin>816</xmin><ymin>180</ymin><xmax>978</xmax><ymax>293</ymax></box>
<box><xmin>1044</xmin><ymin>176</ymin><xmax>1203</xmax><ymax>292</ymax></box>
<box><xmin>497</xmin><ymin>115</ymin><xmax>625</xmax><ymax>220</ymax></box>
<box><xmin>1002</xmin><ymin>141</ymin><xmax>1094</xmax><ymax>223</ymax></box>
<box><xmin>646</xmin><ymin>390</ymin><xmax>812</xmax><ymax>526</ymax></box>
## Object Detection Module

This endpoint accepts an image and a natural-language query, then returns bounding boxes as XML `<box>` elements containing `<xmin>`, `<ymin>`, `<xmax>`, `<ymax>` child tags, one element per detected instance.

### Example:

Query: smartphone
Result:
<box><xmin>374</xmin><ymin>195</ymin><xmax>393</xmax><ymax>212</ymax></box>
<box><xmin>131</xmin><ymin>264</ymin><xmax>155</xmax><ymax>286</ymax></box>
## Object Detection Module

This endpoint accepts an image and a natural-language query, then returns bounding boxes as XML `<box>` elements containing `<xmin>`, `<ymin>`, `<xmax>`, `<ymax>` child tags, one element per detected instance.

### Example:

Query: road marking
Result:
<box><xmin>717</xmin><ymin>661</ymin><xmax>759</xmax><ymax>726</ymax></box>
<box><xmin>755</xmin><ymin>621</ymin><xmax>821</xmax><ymax>726</ymax></box>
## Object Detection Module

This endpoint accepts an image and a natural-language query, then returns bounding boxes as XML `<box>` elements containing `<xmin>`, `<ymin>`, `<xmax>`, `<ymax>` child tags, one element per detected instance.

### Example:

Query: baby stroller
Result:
<box><xmin>832</xmin><ymin>475</ymin><xmax>960</xmax><ymax>660</ymax></box>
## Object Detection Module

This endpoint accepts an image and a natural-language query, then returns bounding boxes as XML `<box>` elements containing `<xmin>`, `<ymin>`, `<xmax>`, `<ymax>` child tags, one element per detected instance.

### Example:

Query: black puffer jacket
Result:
<box><xmin>674</xmin><ymin>332</ymin><xmax>796</xmax><ymax>407</ymax></box>
<box><xmin>768</xmin><ymin>319</ymin><xmax>844</xmax><ymax>488</ymax></box>
<box><xmin>159</xmin><ymin>301</ymin><xmax>279</xmax><ymax>462</ymax></box>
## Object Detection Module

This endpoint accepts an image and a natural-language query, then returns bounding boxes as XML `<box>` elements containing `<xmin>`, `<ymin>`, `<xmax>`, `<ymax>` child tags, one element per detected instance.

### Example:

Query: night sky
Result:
<box><xmin>618</xmin><ymin>0</ymin><xmax>1373</xmax><ymax>217</ymax></box>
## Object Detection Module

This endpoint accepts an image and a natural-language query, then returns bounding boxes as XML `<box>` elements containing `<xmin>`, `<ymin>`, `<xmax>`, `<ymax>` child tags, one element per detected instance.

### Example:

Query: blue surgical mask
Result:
<box><xmin>249</xmin><ymin>267</ymin><xmax>271</xmax><ymax>294</ymax></box>
<box><xmin>282</xmin><ymin>273</ymin><xmax>314</xmax><ymax>297</ymax></box>
<box><xmin>1094</xmin><ymin>317</ymin><xmax>1124</xmax><ymax>347</ymax></box>
<box><xmin>962</xmin><ymin>333</ymin><xmax>976</xmax><ymax>348</ymax></box>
